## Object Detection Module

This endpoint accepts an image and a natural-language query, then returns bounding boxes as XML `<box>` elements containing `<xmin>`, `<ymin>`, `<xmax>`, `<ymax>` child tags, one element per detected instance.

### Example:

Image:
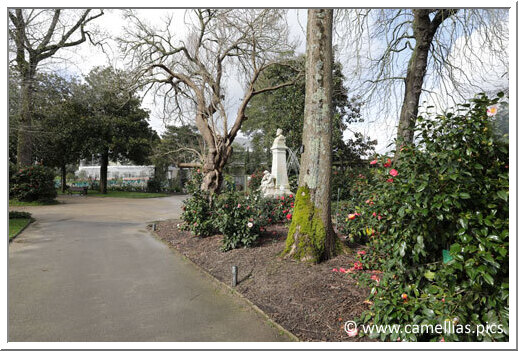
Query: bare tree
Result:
<box><xmin>335</xmin><ymin>9</ymin><xmax>509</xmax><ymax>151</ymax></box>
<box><xmin>284</xmin><ymin>9</ymin><xmax>339</xmax><ymax>262</ymax></box>
<box><xmin>9</xmin><ymin>9</ymin><xmax>104</xmax><ymax>167</ymax></box>
<box><xmin>120</xmin><ymin>9</ymin><xmax>298</xmax><ymax>194</ymax></box>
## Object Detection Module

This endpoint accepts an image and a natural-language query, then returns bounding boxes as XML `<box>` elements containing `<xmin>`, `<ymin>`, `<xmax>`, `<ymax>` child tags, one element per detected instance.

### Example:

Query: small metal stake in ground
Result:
<box><xmin>231</xmin><ymin>265</ymin><xmax>238</xmax><ymax>287</ymax></box>
<box><xmin>152</xmin><ymin>223</ymin><xmax>157</xmax><ymax>231</ymax></box>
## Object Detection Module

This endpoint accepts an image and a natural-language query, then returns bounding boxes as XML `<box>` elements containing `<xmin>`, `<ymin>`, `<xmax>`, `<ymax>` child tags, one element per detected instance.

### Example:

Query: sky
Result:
<box><xmin>23</xmin><ymin>8</ymin><xmax>510</xmax><ymax>154</ymax></box>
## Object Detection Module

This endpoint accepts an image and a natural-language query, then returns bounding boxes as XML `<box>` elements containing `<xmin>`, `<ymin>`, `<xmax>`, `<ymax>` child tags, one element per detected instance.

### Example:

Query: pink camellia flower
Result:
<box><xmin>370</xmin><ymin>159</ymin><xmax>377</xmax><ymax>165</ymax></box>
<box><xmin>487</xmin><ymin>105</ymin><xmax>498</xmax><ymax>117</ymax></box>
<box><xmin>281</xmin><ymin>196</ymin><xmax>285</xmax><ymax>200</ymax></box>
<box><xmin>383</xmin><ymin>158</ymin><xmax>392</xmax><ymax>168</ymax></box>
<box><xmin>348</xmin><ymin>213</ymin><xmax>356</xmax><ymax>220</ymax></box>
<box><xmin>378</xmin><ymin>215</ymin><xmax>382</xmax><ymax>220</ymax></box>
<box><xmin>439</xmin><ymin>337</ymin><xmax>445</xmax><ymax>342</ymax></box>
<box><xmin>354</xmin><ymin>212</ymin><xmax>360</xmax><ymax>216</ymax></box>
<box><xmin>387</xmin><ymin>178</ymin><xmax>394</xmax><ymax>183</ymax></box>
<box><xmin>332</xmin><ymin>268</ymin><xmax>338</xmax><ymax>272</ymax></box>
<box><xmin>282</xmin><ymin>209</ymin><xmax>287</xmax><ymax>214</ymax></box>
<box><xmin>286</xmin><ymin>213</ymin><xmax>292</xmax><ymax>220</ymax></box>
<box><xmin>372</xmin><ymin>212</ymin><xmax>377</xmax><ymax>217</ymax></box>
<box><xmin>357</xmin><ymin>250</ymin><xmax>366</xmax><ymax>255</ymax></box>
<box><xmin>371</xmin><ymin>274</ymin><xmax>380</xmax><ymax>283</ymax></box>
<box><xmin>289</xmin><ymin>194</ymin><xmax>293</xmax><ymax>198</ymax></box>
<box><xmin>237</xmin><ymin>203</ymin><xmax>241</xmax><ymax>208</ymax></box>
<box><xmin>389</xmin><ymin>169</ymin><xmax>398</xmax><ymax>177</ymax></box>
<box><xmin>346</xmin><ymin>327</ymin><xmax>358</xmax><ymax>337</ymax></box>
<box><xmin>353</xmin><ymin>261</ymin><xmax>363</xmax><ymax>270</ymax></box>
<box><xmin>339</xmin><ymin>267</ymin><xmax>347</xmax><ymax>273</ymax></box>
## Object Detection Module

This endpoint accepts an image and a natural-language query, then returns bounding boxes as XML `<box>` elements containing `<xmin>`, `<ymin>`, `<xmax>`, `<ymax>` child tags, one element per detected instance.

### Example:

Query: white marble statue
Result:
<box><xmin>261</xmin><ymin>129</ymin><xmax>293</xmax><ymax>197</ymax></box>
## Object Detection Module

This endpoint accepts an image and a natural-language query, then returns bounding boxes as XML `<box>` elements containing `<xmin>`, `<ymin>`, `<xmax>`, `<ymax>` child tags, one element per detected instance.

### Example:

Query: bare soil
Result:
<box><xmin>155</xmin><ymin>221</ymin><xmax>372</xmax><ymax>342</ymax></box>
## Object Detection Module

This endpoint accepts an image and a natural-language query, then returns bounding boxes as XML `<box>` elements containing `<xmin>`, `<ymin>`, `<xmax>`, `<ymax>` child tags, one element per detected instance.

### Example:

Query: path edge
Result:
<box><xmin>148</xmin><ymin>224</ymin><xmax>300</xmax><ymax>342</ymax></box>
<box><xmin>9</xmin><ymin>218</ymin><xmax>34</xmax><ymax>243</ymax></box>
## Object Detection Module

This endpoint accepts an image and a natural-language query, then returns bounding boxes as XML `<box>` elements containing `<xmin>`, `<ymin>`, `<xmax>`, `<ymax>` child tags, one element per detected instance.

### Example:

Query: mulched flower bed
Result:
<box><xmin>155</xmin><ymin>220</ymin><xmax>372</xmax><ymax>342</ymax></box>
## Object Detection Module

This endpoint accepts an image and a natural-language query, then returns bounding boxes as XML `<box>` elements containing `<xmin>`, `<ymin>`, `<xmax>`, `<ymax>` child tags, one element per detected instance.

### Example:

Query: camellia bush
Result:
<box><xmin>180</xmin><ymin>170</ymin><xmax>217</xmax><ymax>237</ymax></box>
<box><xmin>181</xmin><ymin>169</ymin><xmax>294</xmax><ymax>250</ymax></box>
<box><xmin>343</xmin><ymin>93</ymin><xmax>509</xmax><ymax>341</ymax></box>
<box><xmin>213</xmin><ymin>191</ymin><xmax>264</xmax><ymax>251</ymax></box>
<box><xmin>9</xmin><ymin>165</ymin><xmax>57</xmax><ymax>202</ymax></box>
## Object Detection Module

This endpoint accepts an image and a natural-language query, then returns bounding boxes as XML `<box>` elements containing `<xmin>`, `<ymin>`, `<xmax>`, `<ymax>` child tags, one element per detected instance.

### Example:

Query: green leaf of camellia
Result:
<box><xmin>497</xmin><ymin>190</ymin><xmax>508</xmax><ymax>201</ymax></box>
<box><xmin>422</xmin><ymin>308</ymin><xmax>435</xmax><ymax>318</ymax></box>
<box><xmin>482</xmin><ymin>273</ymin><xmax>494</xmax><ymax>286</ymax></box>
<box><xmin>399</xmin><ymin>242</ymin><xmax>406</xmax><ymax>257</ymax></box>
<box><xmin>424</xmin><ymin>270</ymin><xmax>435</xmax><ymax>280</ymax></box>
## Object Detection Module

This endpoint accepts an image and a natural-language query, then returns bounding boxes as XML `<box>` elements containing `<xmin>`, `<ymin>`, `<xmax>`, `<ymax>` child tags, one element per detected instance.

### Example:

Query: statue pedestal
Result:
<box><xmin>263</xmin><ymin>130</ymin><xmax>293</xmax><ymax>198</ymax></box>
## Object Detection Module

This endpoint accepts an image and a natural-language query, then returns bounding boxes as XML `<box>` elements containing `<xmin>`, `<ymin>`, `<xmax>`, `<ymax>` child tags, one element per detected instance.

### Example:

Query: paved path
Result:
<box><xmin>9</xmin><ymin>195</ymin><xmax>290</xmax><ymax>342</ymax></box>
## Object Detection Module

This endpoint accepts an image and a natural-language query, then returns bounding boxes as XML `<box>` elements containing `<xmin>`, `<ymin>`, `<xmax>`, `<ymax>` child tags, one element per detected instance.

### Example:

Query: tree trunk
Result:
<box><xmin>396</xmin><ymin>10</ymin><xmax>456</xmax><ymax>156</ymax></box>
<box><xmin>16</xmin><ymin>68</ymin><xmax>36</xmax><ymax>167</ymax></box>
<box><xmin>200</xmin><ymin>143</ymin><xmax>233</xmax><ymax>194</ymax></box>
<box><xmin>99</xmin><ymin>151</ymin><xmax>109</xmax><ymax>194</ymax></box>
<box><xmin>284</xmin><ymin>9</ymin><xmax>339</xmax><ymax>262</ymax></box>
<box><xmin>61</xmin><ymin>163</ymin><xmax>67</xmax><ymax>193</ymax></box>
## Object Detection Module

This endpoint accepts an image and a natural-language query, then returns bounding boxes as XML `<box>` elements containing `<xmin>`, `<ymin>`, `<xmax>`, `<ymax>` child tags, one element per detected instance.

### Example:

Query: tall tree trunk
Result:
<box><xmin>16</xmin><ymin>68</ymin><xmax>36</xmax><ymax>167</ymax></box>
<box><xmin>396</xmin><ymin>9</ymin><xmax>458</xmax><ymax>155</ymax></box>
<box><xmin>61</xmin><ymin>163</ymin><xmax>67</xmax><ymax>193</ymax></box>
<box><xmin>284</xmin><ymin>9</ymin><xmax>339</xmax><ymax>262</ymax></box>
<box><xmin>99</xmin><ymin>151</ymin><xmax>109</xmax><ymax>194</ymax></box>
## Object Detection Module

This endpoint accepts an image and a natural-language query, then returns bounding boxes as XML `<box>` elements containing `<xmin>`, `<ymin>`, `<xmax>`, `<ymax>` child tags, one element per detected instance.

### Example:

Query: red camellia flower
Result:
<box><xmin>348</xmin><ymin>213</ymin><xmax>356</xmax><ymax>220</ymax></box>
<box><xmin>289</xmin><ymin>194</ymin><xmax>293</xmax><ymax>198</ymax></box>
<box><xmin>383</xmin><ymin>158</ymin><xmax>392</xmax><ymax>167</ymax></box>
<box><xmin>286</xmin><ymin>213</ymin><xmax>292</xmax><ymax>220</ymax></box>
<box><xmin>370</xmin><ymin>159</ymin><xmax>377</xmax><ymax>165</ymax></box>
<box><xmin>372</xmin><ymin>212</ymin><xmax>377</xmax><ymax>217</ymax></box>
<box><xmin>389</xmin><ymin>169</ymin><xmax>398</xmax><ymax>177</ymax></box>
<box><xmin>281</xmin><ymin>196</ymin><xmax>285</xmax><ymax>200</ymax></box>
<box><xmin>357</xmin><ymin>250</ymin><xmax>366</xmax><ymax>255</ymax></box>
<box><xmin>387</xmin><ymin>178</ymin><xmax>394</xmax><ymax>183</ymax></box>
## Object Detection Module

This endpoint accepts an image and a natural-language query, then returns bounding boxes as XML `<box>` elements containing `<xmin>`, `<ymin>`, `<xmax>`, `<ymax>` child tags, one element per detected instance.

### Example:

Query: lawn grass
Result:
<box><xmin>87</xmin><ymin>190</ymin><xmax>171</xmax><ymax>198</ymax></box>
<box><xmin>9</xmin><ymin>218</ymin><xmax>31</xmax><ymax>239</ymax></box>
<box><xmin>9</xmin><ymin>198</ymin><xmax>60</xmax><ymax>207</ymax></box>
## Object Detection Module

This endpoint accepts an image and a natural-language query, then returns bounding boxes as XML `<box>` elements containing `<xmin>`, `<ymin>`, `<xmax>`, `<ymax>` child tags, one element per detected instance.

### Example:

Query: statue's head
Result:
<box><xmin>276</xmin><ymin>128</ymin><xmax>282</xmax><ymax>136</ymax></box>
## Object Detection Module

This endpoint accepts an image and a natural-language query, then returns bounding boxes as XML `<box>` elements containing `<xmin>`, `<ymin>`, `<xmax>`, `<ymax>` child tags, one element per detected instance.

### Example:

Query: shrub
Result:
<box><xmin>180</xmin><ymin>169</ymin><xmax>217</xmax><ymax>237</ymax></box>
<box><xmin>213</xmin><ymin>191</ymin><xmax>264</xmax><ymax>251</ymax></box>
<box><xmin>10</xmin><ymin>165</ymin><xmax>57</xmax><ymax>202</ymax></box>
<box><xmin>180</xmin><ymin>167</ymin><xmax>295</xmax><ymax>250</ymax></box>
<box><xmin>247</xmin><ymin>170</ymin><xmax>264</xmax><ymax>193</ymax></box>
<box><xmin>9</xmin><ymin>211</ymin><xmax>32</xmax><ymax>219</ymax></box>
<box><xmin>346</xmin><ymin>93</ymin><xmax>509</xmax><ymax>341</ymax></box>
<box><xmin>146</xmin><ymin>177</ymin><xmax>162</xmax><ymax>193</ymax></box>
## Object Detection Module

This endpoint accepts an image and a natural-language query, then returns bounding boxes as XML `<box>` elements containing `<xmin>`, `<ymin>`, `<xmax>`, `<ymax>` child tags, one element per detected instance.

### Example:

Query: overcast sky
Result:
<box><xmin>37</xmin><ymin>8</ymin><xmax>510</xmax><ymax>154</ymax></box>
